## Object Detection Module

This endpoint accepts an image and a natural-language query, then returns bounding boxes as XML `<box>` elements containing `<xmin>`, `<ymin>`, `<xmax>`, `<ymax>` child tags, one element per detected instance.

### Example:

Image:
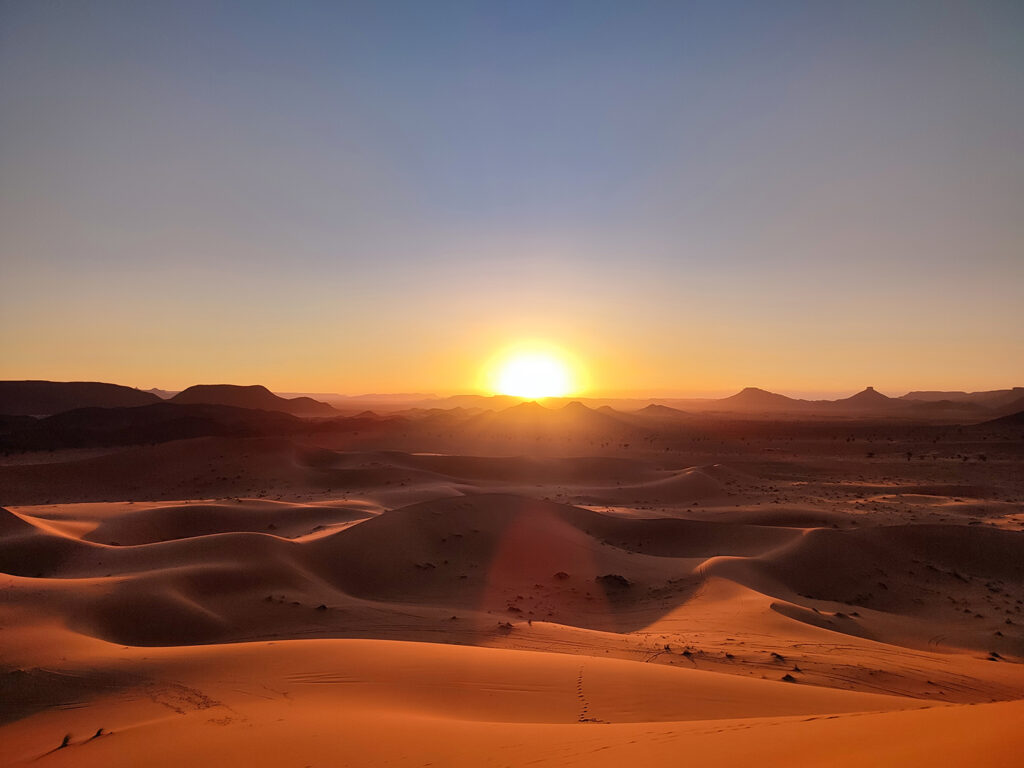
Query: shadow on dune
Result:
<box><xmin>2</xmin><ymin>496</ymin><xmax>1022</xmax><ymax>652</ymax></box>
<box><xmin>1</xmin><ymin>495</ymin><xmax>796</xmax><ymax>644</ymax></box>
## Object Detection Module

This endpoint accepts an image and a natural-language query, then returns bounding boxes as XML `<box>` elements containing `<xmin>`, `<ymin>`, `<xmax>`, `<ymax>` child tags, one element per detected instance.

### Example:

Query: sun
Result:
<box><xmin>489</xmin><ymin>347</ymin><xmax>579</xmax><ymax>399</ymax></box>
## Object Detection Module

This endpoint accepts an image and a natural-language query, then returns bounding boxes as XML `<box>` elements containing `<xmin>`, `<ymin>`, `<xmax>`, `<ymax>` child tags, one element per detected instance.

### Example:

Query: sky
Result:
<box><xmin>1</xmin><ymin>0</ymin><xmax>1021</xmax><ymax>398</ymax></box>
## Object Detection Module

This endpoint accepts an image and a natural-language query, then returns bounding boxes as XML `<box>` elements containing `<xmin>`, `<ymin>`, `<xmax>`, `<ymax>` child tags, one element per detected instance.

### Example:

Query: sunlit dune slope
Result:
<box><xmin>3</xmin><ymin>493</ymin><xmax>1022</xmax><ymax>659</ymax></box>
<box><xmin>0</xmin><ymin>637</ymin><xmax>1019</xmax><ymax>768</ymax></box>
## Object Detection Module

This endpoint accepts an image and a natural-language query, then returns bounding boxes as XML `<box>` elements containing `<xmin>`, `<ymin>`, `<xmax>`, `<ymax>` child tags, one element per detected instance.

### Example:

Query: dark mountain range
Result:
<box><xmin>831</xmin><ymin>386</ymin><xmax>901</xmax><ymax>411</ymax></box>
<box><xmin>0</xmin><ymin>381</ymin><xmax>161</xmax><ymax>416</ymax></box>
<box><xmin>901</xmin><ymin>388</ymin><xmax>1024</xmax><ymax>407</ymax></box>
<box><xmin>0</xmin><ymin>402</ymin><xmax>308</xmax><ymax>450</ymax></box>
<box><xmin>713</xmin><ymin>387</ymin><xmax>809</xmax><ymax>412</ymax></box>
<box><xmin>170</xmin><ymin>384</ymin><xmax>337</xmax><ymax>417</ymax></box>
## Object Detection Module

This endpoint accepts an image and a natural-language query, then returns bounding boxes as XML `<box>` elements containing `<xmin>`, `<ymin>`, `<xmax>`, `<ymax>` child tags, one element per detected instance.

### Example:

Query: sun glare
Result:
<box><xmin>492</xmin><ymin>349</ymin><xmax>575</xmax><ymax>399</ymax></box>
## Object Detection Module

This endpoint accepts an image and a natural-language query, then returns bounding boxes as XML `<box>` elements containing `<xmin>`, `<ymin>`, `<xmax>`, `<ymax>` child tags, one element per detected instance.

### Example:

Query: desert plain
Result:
<box><xmin>0</xmin><ymin>382</ymin><xmax>1022</xmax><ymax>766</ymax></box>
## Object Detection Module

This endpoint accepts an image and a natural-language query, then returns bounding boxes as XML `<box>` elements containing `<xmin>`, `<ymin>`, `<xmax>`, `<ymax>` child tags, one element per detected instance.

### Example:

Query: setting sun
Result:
<box><xmin>4</xmin><ymin>3</ymin><xmax>1024</xmax><ymax>766</ymax></box>
<box><xmin>490</xmin><ymin>348</ymin><xmax>577</xmax><ymax>399</ymax></box>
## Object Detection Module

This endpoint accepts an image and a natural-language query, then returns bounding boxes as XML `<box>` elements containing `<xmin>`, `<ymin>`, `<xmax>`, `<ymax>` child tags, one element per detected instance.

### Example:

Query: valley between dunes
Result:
<box><xmin>1</xmin><ymin>427</ymin><xmax>1022</xmax><ymax>766</ymax></box>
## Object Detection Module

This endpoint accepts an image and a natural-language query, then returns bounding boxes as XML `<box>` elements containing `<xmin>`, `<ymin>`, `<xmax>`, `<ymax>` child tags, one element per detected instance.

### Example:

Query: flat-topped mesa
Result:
<box><xmin>0</xmin><ymin>380</ymin><xmax>161</xmax><ymax>416</ymax></box>
<box><xmin>171</xmin><ymin>384</ymin><xmax>337</xmax><ymax>417</ymax></box>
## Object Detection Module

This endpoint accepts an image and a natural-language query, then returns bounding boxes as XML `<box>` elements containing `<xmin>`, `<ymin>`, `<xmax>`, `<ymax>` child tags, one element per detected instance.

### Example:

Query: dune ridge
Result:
<box><xmin>1</xmin><ymin>412</ymin><xmax>1021</xmax><ymax>767</ymax></box>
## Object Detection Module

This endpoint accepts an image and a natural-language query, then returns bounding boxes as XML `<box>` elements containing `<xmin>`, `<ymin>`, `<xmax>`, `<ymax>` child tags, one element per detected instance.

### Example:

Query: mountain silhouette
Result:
<box><xmin>171</xmin><ymin>384</ymin><xmax>336</xmax><ymax>417</ymax></box>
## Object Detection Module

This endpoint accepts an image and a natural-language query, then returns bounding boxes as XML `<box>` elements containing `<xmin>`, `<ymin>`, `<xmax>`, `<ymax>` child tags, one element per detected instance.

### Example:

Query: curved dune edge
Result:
<box><xmin>1</xmin><ymin>637</ymin><xmax>924</xmax><ymax>762</ymax></box>
<box><xmin>1</xmin><ymin>441</ymin><xmax>1022</xmax><ymax>767</ymax></box>
<box><xmin>2</xmin><ymin>494</ymin><xmax>1020</xmax><ymax>657</ymax></box>
<box><xmin>0</xmin><ymin>638</ymin><xmax>1018</xmax><ymax>767</ymax></box>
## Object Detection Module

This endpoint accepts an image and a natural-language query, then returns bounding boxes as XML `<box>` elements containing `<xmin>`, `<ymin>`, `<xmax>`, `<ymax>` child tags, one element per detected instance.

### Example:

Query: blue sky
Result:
<box><xmin>1</xmin><ymin>1</ymin><xmax>1021</xmax><ymax>395</ymax></box>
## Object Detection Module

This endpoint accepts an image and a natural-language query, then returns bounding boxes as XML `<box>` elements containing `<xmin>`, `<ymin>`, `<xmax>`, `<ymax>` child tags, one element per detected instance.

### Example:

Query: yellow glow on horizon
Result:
<box><xmin>485</xmin><ymin>343</ymin><xmax>584</xmax><ymax>399</ymax></box>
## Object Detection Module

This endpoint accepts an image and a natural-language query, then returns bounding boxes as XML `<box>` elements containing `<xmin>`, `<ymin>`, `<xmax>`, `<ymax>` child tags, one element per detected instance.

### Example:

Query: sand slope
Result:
<box><xmin>1</xmin><ymin>428</ymin><xmax>1022</xmax><ymax>766</ymax></box>
<box><xmin>0</xmin><ymin>638</ymin><xmax>1018</xmax><ymax>767</ymax></box>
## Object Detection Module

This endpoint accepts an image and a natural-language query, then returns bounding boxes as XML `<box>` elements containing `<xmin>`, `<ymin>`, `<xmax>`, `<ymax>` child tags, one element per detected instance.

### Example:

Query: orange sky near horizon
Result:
<box><xmin>1</xmin><ymin>314</ymin><xmax>1021</xmax><ymax>400</ymax></box>
<box><xmin>1</xmin><ymin>2</ymin><xmax>1022</xmax><ymax>399</ymax></box>
<box><xmin>1</xmin><ymin>298</ymin><xmax>1019</xmax><ymax>400</ymax></box>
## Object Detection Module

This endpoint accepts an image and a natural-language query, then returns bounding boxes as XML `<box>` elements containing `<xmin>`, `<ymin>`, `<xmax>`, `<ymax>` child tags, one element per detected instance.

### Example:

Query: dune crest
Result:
<box><xmin>1</xmin><ymin>402</ymin><xmax>1021</xmax><ymax>766</ymax></box>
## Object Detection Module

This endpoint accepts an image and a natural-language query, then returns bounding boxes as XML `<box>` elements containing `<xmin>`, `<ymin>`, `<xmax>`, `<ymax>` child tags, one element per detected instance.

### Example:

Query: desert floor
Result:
<box><xmin>2</xmin><ymin>422</ymin><xmax>1022</xmax><ymax>766</ymax></box>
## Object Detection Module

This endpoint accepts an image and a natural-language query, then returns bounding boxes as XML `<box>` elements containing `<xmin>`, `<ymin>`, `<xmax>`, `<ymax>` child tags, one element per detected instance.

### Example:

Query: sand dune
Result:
<box><xmin>4</xmin><ymin>490</ymin><xmax>1021</xmax><ymax>658</ymax></box>
<box><xmin>1</xmin><ymin>413</ymin><xmax>1021</xmax><ymax>766</ymax></box>
<box><xmin>0</xmin><ymin>634</ymin><xmax>1019</xmax><ymax>767</ymax></box>
<box><xmin>577</xmin><ymin>465</ymin><xmax>731</xmax><ymax>504</ymax></box>
<box><xmin>79</xmin><ymin>499</ymin><xmax>373</xmax><ymax>545</ymax></box>
<box><xmin>2</xmin><ymin>494</ymin><xmax>797</xmax><ymax>641</ymax></box>
<box><xmin>692</xmin><ymin>505</ymin><xmax>855</xmax><ymax>528</ymax></box>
